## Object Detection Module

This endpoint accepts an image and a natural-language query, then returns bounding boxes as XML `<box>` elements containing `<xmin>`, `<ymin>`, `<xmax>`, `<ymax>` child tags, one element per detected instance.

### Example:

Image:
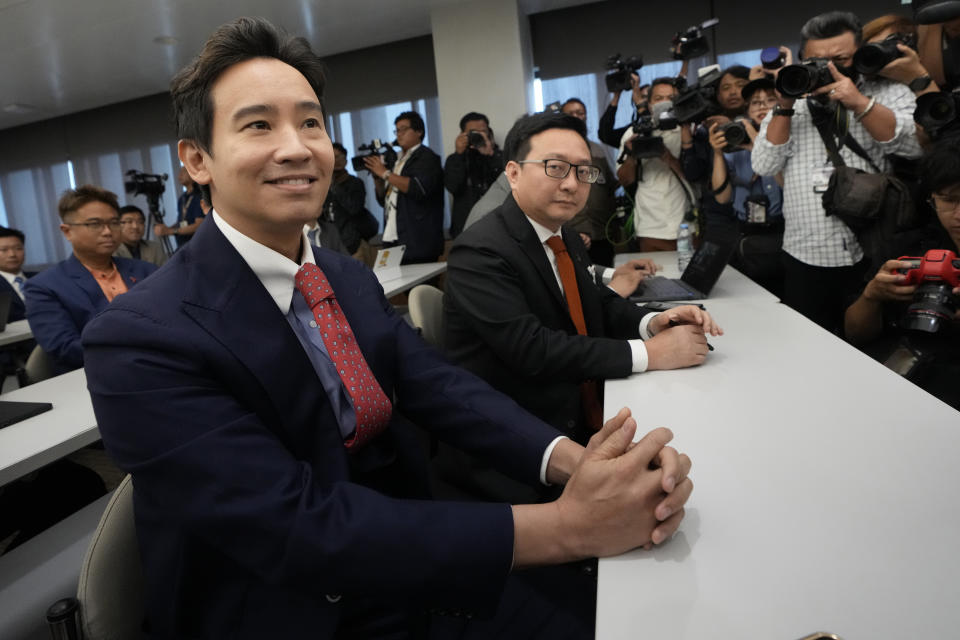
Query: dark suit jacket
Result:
<box><xmin>24</xmin><ymin>255</ymin><xmax>156</xmax><ymax>373</ymax></box>
<box><xmin>1</xmin><ymin>270</ymin><xmax>36</xmax><ymax>323</ymax></box>
<box><xmin>81</xmin><ymin>218</ymin><xmax>560</xmax><ymax>638</ymax></box>
<box><xmin>444</xmin><ymin>195</ymin><xmax>653</xmax><ymax>437</ymax></box>
<box><xmin>377</xmin><ymin>144</ymin><xmax>444</xmax><ymax>263</ymax></box>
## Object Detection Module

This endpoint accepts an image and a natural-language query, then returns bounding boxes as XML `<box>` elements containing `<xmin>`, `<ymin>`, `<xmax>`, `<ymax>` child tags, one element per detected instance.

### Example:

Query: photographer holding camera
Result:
<box><xmin>366</xmin><ymin>111</ymin><xmax>444</xmax><ymax>264</ymax></box>
<box><xmin>154</xmin><ymin>166</ymin><xmax>206</xmax><ymax>247</ymax></box>
<box><xmin>844</xmin><ymin>141</ymin><xmax>960</xmax><ymax>408</ymax></box>
<box><xmin>707</xmin><ymin>78</ymin><xmax>785</xmax><ymax>295</ymax></box>
<box><xmin>616</xmin><ymin>77</ymin><xmax>692</xmax><ymax>251</ymax></box>
<box><xmin>445</xmin><ymin>112</ymin><xmax>503</xmax><ymax>239</ymax></box>
<box><xmin>752</xmin><ymin>11</ymin><xmax>923</xmax><ymax>334</ymax></box>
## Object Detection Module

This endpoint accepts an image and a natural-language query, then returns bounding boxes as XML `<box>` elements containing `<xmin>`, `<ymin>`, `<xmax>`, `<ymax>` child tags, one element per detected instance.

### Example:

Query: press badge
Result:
<box><xmin>811</xmin><ymin>166</ymin><xmax>835</xmax><ymax>194</ymax></box>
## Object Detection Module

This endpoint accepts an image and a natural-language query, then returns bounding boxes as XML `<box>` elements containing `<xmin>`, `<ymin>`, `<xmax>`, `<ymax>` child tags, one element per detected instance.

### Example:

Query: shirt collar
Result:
<box><xmin>212</xmin><ymin>210</ymin><xmax>315</xmax><ymax>315</ymax></box>
<box><xmin>0</xmin><ymin>270</ymin><xmax>25</xmax><ymax>287</ymax></box>
<box><xmin>524</xmin><ymin>214</ymin><xmax>562</xmax><ymax>245</ymax></box>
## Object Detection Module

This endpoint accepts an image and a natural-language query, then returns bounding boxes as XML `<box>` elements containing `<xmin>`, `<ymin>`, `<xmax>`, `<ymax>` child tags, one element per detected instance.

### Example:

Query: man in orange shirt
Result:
<box><xmin>24</xmin><ymin>185</ymin><xmax>157</xmax><ymax>373</ymax></box>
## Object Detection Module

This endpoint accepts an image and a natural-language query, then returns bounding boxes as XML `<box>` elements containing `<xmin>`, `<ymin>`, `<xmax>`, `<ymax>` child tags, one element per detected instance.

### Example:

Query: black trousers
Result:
<box><xmin>781</xmin><ymin>251</ymin><xmax>868</xmax><ymax>336</ymax></box>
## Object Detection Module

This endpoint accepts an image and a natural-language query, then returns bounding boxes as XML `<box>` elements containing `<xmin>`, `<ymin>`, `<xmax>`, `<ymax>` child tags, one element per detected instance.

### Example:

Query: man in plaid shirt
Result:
<box><xmin>752</xmin><ymin>11</ymin><xmax>922</xmax><ymax>333</ymax></box>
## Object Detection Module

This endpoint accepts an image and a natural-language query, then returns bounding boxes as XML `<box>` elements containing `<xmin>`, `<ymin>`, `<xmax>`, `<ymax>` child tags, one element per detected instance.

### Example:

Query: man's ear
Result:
<box><xmin>505</xmin><ymin>160</ymin><xmax>521</xmax><ymax>188</ymax></box>
<box><xmin>178</xmin><ymin>139</ymin><xmax>212</xmax><ymax>187</ymax></box>
<box><xmin>58</xmin><ymin>223</ymin><xmax>71</xmax><ymax>241</ymax></box>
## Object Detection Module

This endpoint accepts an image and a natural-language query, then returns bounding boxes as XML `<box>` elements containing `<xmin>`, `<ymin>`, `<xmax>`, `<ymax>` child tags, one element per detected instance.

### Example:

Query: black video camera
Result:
<box><xmin>776</xmin><ymin>58</ymin><xmax>834</xmax><ymax>98</ymax></box>
<box><xmin>605</xmin><ymin>53</ymin><xmax>644</xmax><ymax>93</ymax></box>
<box><xmin>124</xmin><ymin>170</ymin><xmax>167</xmax><ymax>198</ymax></box>
<box><xmin>671</xmin><ymin>18</ymin><xmax>719</xmax><ymax>61</ymax></box>
<box><xmin>352</xmin><ymin>139</ymin><xmax>398</xmax><ymax>173</ymax></box>
<box><xmin>672</xmin><ymin>65</ymin><xmax>723</xmax><ymax>124</ymax></box>
<box><xmin>853</xmin><ymin>33</ymin><xmax>917</xmax><ymax>75</ymax></box>
<box><xmin>467</xmin><ymin>130</ymin><xmax>487</xmax><ymax>149</ymax></box>
<box><xmin>624</xmin><ymin>103</ymin><xmax>678</xmax><ymax>159</ymax></box>
<box><xmin>914</xmin><ymin>91</ymin><xmax>960</xmax><ymax>140</ymax></box>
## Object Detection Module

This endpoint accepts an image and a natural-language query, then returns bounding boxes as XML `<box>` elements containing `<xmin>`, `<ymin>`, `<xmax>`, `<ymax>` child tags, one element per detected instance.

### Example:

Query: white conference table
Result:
<box><xmin>598</xmin><ymin>265</ymin><xmax>960</xmax><ymax>638</ymax></box>
<box><xmin>376</xmin><ymin>261</ymin><xmax>447</xmax><ymax>298</ymax></box>
<box><xmin>0</xmin><ymin>369</ymin><xmax>96</xmax><ymax>487</ymax></box>
<box><xmin>0</xmin><ymin>319</ymin><xmax>34</xmax><ymax>347</ymax></box>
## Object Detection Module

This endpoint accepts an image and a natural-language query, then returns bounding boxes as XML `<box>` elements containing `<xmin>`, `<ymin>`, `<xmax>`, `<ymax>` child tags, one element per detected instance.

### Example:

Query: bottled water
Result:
<box><xmin>677</xmin><ymin>222</ymin><xmax>693</xmax><ymax>273</ymax></box>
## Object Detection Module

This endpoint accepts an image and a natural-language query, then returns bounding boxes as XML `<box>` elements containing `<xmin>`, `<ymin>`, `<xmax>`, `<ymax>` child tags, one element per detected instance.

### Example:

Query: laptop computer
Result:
<box><xmin>629</xmin><ymin>231</ymin><xmax>738</xmax><ymax>303</ymax></box>
<box><xmin>0</xmin><ymin>400</ymin><xmax>53</xmax><ymax>429</ymax></box>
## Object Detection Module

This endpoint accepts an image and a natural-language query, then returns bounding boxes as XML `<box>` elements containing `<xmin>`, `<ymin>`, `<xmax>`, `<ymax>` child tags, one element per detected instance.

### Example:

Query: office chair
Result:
<box><xmin>18</xmin><ymin>344</ymin><xmax>55</xmax><ymax>386</ymax></box>
<box><xmin>47</xmin><ymin>474</ymin><xmax>146</xmax><ymax>640</ymax></box>
<box><xmin>408</xmin><ymin>284</ymin><xmax>445</xmax><ymax>350</ymax></box>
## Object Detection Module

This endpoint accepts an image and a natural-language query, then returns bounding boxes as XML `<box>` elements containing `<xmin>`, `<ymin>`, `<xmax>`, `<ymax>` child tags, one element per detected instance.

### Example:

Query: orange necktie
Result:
<box><xmin>544</xmin><ymin>236</ymin><xmax>603</xmax><ymax>431</ymax></box>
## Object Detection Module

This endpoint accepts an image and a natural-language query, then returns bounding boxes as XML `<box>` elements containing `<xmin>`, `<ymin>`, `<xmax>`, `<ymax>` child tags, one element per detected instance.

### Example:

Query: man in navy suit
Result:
<box><xmin>366</xmin><ymin>111</ymin><xmax>445</xmax><ymax>264</ymax></box>
<box><xmin>24</xmin><ymin>185</ymin><xmax>156</xmax><ymax>374</ymax></box>
<box><xmin>82</xmin><ymin>18</ymin><xmax>693</xmax><ymax>639</ymax></box>
<box><xmin>0</xmin><ymin>226</ymin><xmax>33</xmax><ymax>323</ymax></box>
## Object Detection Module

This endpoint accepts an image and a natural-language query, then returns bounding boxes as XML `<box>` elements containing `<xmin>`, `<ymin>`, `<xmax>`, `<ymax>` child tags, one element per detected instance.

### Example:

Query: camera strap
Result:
<box><xmin>809</xmin><ymin>100</ymin><xmax>881</xmax><ymax>173</ymax></box>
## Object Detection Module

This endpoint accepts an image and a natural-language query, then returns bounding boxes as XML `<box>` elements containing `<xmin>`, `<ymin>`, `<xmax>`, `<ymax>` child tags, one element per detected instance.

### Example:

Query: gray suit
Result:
<box><xmin>115</xmin><ymin>240</ymin><xmax>168</xmax><ymax>267</ymax></box>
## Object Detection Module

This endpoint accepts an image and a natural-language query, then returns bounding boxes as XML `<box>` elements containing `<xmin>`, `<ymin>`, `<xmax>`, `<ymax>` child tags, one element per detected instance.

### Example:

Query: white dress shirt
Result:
<box><xmin>0</xmin><ymin>269</ymin><xmax>27</xmax><ymax>301</ymax></box>
<box><xmin>382</xmin><ymin>143</ymin><xmax>421</xmax><ymax>243</ymax></box>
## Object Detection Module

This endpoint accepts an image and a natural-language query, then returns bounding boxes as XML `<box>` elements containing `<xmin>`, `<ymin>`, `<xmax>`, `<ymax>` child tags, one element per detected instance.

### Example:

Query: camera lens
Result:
<box><xmin>915</xmin><ymin>92</ymin><xmax>957</xmax><ymax>132</ymax></box>
<box><xmin>776</xmin><ymin>65</ymin><xmax>813</xmax><ymax>97</ymax></box>
<box><xmin>853</xmin><ymin>42</ymin><xmax>900</xmax><ymax>75</ymax></box>
<box><xmin>904</xmin><ymin>283</ymin><xmax>957</xmax><ymax>333</ymax></box>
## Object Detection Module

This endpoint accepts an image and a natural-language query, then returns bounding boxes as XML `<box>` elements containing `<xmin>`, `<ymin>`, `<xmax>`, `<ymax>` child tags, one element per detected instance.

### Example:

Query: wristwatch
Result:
<box><xmin>908</xmin><ymin>75</ymin><xmax>933</xmax><ymax>93</ymax></box>
<box><xmin>772</xmin><ymin>106</ymin><xmax>795</xmax><ymax>117</ymax></box>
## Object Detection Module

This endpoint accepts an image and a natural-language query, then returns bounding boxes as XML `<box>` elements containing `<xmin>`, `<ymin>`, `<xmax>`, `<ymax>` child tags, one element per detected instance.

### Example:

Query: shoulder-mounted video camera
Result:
<box><xmin>605</xmin><ymin>53</ymin><xmax>644</xmax><ymax>93</ymax></box>
<box><xmin>671</xmin><ymin>18</ymin><xmax>719</xmax><ymax>61</ymax></box>
<box><xmin>352</xmin><ymin>139</ymin><xmax>398</xmax><ymax>173</ymax></box>
<box><xmin>124</xmin><ymin>170</ymin><xmax>167</xmax><ymax>198</ymax></box>
<box><xmin>672</xmin><ymin>64</ymin><xmax>723</xmax><ymax>124</ymax></box>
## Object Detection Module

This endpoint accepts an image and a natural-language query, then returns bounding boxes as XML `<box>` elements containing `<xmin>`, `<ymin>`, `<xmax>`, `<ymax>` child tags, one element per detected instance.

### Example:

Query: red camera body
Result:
<box><xmin>897</xmin><ymin>249</ymin><xmax>960</xmax><ymax>288</ymax></box>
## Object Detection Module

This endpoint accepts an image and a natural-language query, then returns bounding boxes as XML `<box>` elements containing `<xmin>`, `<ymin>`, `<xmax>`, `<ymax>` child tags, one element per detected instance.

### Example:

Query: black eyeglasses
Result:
<box><xmin>64</xmin><ymin>219</ymin><xmax>121</xmax><ymax>232</ymax></box>
<box><xmin>517</xmin><ymin>159</ymin><xmax>601</xmax><ymax>184</ymax></box>
<box><xmin>929</xmin><ymin>194</ymin><xmax>960</xmax><ymax>214</ymax></box>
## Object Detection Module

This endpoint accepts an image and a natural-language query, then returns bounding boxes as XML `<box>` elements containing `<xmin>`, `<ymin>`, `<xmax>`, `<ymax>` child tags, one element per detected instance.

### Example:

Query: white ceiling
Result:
<box><xmin>0</xmin><ymin>0</ymin><xmax>595</xmax><ymax>131</ymax></box>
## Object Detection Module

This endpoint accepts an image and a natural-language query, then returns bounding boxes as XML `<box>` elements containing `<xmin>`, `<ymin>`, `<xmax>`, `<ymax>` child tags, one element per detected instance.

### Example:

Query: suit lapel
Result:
<box><xmin>65</xmin><ymin>254</ymin><xmax>107</xmax><ymax>309</ymax></box>
<box><xmin>497</xmin><ymin>196</ymin><xmax>565</xmax><ymax>307</ymax></box>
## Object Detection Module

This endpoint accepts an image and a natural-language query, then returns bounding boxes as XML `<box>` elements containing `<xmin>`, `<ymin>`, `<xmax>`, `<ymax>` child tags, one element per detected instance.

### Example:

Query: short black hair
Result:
<box><xmin>118</xmin><ymin>205</ymin><xmax>145</xmax><ymax>220</ymax></box>
<box><xmin>503</xmin><ymin>112</ymin><xmax>587</xmax><ymax>163</ymax></box>
<box><xmin>650</xmin><ymin>77</ymin><xmax>676</xmax><ymax>92</ymax></box>
<box><xmin>170</xmin><ymin>17</ymin><xmax>326</xmax><ymax>154</ymax></box>
<box><xmin>459</xmin><ymin>112</ymin><xmax>489</xmax><ymax>131</ymax></box>
<box><xmin>800</xmin><ymin>11</ymin><xmax>863</xmax><ymax>56</ymax></box>
<box><xmin>0</xmin><ymin>227</ymin><xmax>25</xmax><ymax>244</ymax></box>
<box><xmin>561</xmin><ymin>98</ymin><xmax>586</xmax><ymax>111</ymax></box>
<box><xmin>331</xmin><ymin>142</ymin><xmax>347</xmax><ymax>154</ymax></box>
<box><xmin>721</xmin><ymin>65</ymin><xmax>750</xmax><ymax>81</ymax></box>
<box><xmin>921</xmin><ymin>140</ymin><xmax>960</xmax><ymax>194</ymax></box>
<box><xmin>396</xmin><ymin>111</ymin><xmax>425</xmax><ymax>137</ymax></box>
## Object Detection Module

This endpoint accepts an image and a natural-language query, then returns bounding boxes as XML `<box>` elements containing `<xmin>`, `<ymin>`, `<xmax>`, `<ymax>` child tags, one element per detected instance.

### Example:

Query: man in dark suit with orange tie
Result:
<box><xmin>445</xmin><ymin>112</ymin><xmax>723</xmax><ymax>443</ymax></box>
<box><xmin>82</xmin><ymin>19</ymin><xmax>694</xmax><ymax>639</ymax></box>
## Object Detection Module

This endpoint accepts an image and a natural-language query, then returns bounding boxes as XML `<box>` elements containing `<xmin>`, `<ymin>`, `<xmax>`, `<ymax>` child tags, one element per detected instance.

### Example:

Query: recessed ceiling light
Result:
<box><xmin>2</xmin><ymin>103</ymin><xmax>36</xmax><ymax>114</ymax></box>
<box><xmin>153</xmin><ymin>36</ymin><xmax>179</xmax><ymax>46</ymax></box>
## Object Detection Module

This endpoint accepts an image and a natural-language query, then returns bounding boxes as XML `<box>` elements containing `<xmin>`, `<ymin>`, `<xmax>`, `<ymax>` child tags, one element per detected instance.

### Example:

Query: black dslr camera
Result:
<box><xmin>671</xmin><ymin>65</ymin><xmax>723</xmax><ymax>124</ymax></box>
<box><xmin>605</xmin><ymin>53</ymin><xmax>644</xmax><ymax>93</ymax></box>
<box><xmin>718</xmin><ymin>119</ymin><xmax>755</xmax><ymax>152</ymax></box>
<box><xmin>853</xmin><ymin>33</ymin><xmax>917</xmax><ymax>75</ymax></box>
<box><xmin>352</xmin><ymin>139</ymin><xmax>397</xmax><ymax>173</ymax></box>
<box><xmin>775</xmin><ymin>58</ymin><xmax>834</xmax><ymax>98</ymax></box>
<box><xmin>671</xmin><ymin>18</ymin><xmax>719</xmax><ymax>61</ymax></box>
<box><xmin>914</xmin><ymin>91</ymin><xmax>960</xmax><ymax>140</ymax></box>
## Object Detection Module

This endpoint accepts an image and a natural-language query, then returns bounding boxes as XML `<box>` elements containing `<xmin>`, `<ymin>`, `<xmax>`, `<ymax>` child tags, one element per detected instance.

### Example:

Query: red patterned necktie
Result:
<box><xmin>544</xmin><ymin>236</ymin><xmax>603</xmax><ymax>431</ymax></box>
<box><xmin>294</xmin><ymin>263</ymin><xmax>392</xmax><ymax>450</ymax></box>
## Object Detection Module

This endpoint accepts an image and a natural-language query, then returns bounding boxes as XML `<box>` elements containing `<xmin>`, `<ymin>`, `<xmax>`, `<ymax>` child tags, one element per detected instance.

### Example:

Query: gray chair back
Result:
<box><xmin>77</xmin><ymin>474</ymin><xmax>146</xmax><ymax>640</ymax></box>
<box><xmin>24</xmin><ymin>345</ymin><xmax>55</xmax><ymax>385</ymax></box>
<box><xmin>408</xmin><ymin>284</ymin><xmax>445</xmax><ymax>350</ymax></box>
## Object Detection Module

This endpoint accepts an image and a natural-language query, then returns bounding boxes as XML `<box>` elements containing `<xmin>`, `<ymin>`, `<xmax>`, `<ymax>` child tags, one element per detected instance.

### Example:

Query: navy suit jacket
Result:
<box><xmin>24</xmin><ymin>255</ymin><xmax>156</xmax><ymax>373</ymax></box>
<box><xmin>81</xmin><ymin>219</ymin><xmax>561</xmax><ymax>638</ymax></box>
<box><xmin>0</xmin><ymin>270</ymin><xmax>36</xmax><ymax>323</ymax></box>
<box><xmin>444</xmin><ymin>195</ymin><xmax>652</xmax><ymax>438</ymax></box>
<box><xmin>377</xmin><ymin>144</ymin><xmax>445</xmax><ymax>263</ymax></box>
